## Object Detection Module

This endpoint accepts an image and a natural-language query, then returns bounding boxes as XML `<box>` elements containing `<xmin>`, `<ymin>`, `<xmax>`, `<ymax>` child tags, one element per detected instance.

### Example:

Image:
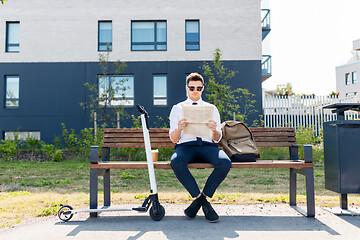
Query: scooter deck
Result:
<box><xmin>64</xmin><ymin>206</ymin><xmax>147</xmax><ymax>215</ymax></box>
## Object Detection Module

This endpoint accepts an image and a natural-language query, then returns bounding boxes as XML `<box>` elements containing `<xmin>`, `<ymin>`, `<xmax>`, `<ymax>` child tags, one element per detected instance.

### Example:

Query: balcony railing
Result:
<box><xmin>261</xmin><ymin>9</ymin><xmax>271</xmax><ymax>40</ymax></box>
<box><xmin>262</xmin><ymin>55</ymin><xmax>272</xmax><ymax>81</ymax></box>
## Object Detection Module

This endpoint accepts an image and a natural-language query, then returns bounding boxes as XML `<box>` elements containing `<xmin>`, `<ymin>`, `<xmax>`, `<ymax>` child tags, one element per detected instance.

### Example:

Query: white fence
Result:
<box><xmin>263</xmin><ymin>95</ymin><xmax>360</xmax><ymax>136</ymax></box>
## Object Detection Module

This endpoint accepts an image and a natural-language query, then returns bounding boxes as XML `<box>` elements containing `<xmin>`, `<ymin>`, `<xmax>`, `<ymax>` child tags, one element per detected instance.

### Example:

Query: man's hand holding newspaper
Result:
<box><xmin>181</xmin><ymin>105</ymin><xmax>214</xmax><ymax>140</ymax></box>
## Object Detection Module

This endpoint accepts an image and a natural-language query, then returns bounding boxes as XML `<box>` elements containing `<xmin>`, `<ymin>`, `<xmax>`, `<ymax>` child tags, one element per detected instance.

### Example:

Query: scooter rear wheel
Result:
<box><xmin>149</xmin><ymin>204</ymin><xmax>165</xmax><ymax>221</ymax></box>
<box><xmin>58</xmin><ymin>205</ymin><xmax>74</xmax><ymax>222</ymax></box>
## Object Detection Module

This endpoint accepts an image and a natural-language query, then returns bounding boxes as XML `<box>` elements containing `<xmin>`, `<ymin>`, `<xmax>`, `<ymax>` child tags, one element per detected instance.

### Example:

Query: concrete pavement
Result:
<box><xmin>1</xmin><ymin>204</ymin><xmax>360</xmax><ymax>240</ymax></box>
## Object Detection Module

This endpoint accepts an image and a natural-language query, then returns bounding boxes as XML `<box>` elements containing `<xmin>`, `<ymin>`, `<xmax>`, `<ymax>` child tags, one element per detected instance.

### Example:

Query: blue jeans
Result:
<box><xmin>170</xmin><ymin>141</ymin><xmax>231</xmax><ymax>198</ymax></box>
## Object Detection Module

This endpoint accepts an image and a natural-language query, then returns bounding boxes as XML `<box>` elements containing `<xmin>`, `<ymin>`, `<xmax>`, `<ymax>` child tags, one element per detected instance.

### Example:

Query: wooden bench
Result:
<box><xmin>89</xmin><ymin>127</ymin><xmax>315</xmax><ymax>217</ymax></box>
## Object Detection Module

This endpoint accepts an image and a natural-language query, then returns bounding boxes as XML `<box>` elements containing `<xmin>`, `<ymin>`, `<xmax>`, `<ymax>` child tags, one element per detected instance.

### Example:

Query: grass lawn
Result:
<box><xmin>1</xmin><ymin>157</ymin><xmax>359</xmax><ymax>227</ymax></box>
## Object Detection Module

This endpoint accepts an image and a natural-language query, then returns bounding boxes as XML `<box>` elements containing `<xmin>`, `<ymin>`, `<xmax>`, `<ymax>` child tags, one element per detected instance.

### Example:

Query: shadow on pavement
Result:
<box><xmin>339</xmin><ymin>215</ymin><xmax>360</xmax><ymax>229</ymax></box>
<box><xmin>56</xmin><ymin>215</ymin><xmax>339</xmax><ymax>240</ymax></box>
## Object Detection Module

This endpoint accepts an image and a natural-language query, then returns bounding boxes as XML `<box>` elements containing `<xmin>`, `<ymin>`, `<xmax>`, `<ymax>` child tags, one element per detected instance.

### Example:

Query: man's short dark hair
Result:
<box><xmin>186</xmin><ymin>72</ymin><xmax>204</xmax><ymax>85</ymax></box>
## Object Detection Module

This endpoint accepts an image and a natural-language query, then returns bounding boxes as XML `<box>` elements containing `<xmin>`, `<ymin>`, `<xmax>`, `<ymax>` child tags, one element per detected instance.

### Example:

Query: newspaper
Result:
<box><xmin>182</xmin><ymin>105</ymin><xmax>214</xmax><ymax>139</ymax></box>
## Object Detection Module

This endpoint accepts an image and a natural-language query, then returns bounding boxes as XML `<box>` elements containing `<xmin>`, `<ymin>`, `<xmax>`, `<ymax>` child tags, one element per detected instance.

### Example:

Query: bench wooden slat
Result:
<box><xmin>104</xmin><ymin>128</ymin><xmax>168</xmax><ymax>133</ymax></box>
<box><xmin>252</xmin><ymin>132</ymin><xmax>295</xmax><ymax>137</ymax></box>
<box><xmin>103</xmin><ymin>137</ymin><xmax>172</xmax><ymax>143</ymax></box>
<box><xmin>254</xmin><ymin>137</ymin><xmax>296</xmax><ymax>142</ymax></box>
<box><xmin>90</xmin><ymin>160</ymin><xmax>313</xmax><ymax>169</ymax></box>
<box><xmin>102</xmin><ymin>142</ymin><xmax>176</xmax><ymax>148</ymax></box>
<box><xmin>104</xmin><ymin>133</ymin><xmax>169</xmax><ymax>138</ymax></box>
<box><xmin>249</xmin><ymin>127</ymin><xmax>295</xmax><ymax>132</ymax></box>
<box><xmin>256</xmin><ymin>142</ymin><xmax>294</xmax><ymax>147</ymax></box>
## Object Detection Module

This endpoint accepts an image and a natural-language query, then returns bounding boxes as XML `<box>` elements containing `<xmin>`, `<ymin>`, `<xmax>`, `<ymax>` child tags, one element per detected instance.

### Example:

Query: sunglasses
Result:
<box><xmin>188</xmin><ymin>86</ymin><xmax>203</xmax><ymax>91</ymax></box>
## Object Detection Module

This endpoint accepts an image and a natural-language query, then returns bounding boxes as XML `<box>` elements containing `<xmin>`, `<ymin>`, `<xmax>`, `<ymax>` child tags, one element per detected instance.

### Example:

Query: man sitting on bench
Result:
<box><xmin>169</xmin><ymin>72</ymin><xmax>231</xmax><ymax>223</ymax></box>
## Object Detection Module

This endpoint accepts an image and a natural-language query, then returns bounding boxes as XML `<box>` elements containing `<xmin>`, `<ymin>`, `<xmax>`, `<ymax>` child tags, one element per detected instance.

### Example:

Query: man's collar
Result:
<box><xmin>185</xmin><ymin>98</ymin><xmax>203</xmax><ymax>105</ymax></box>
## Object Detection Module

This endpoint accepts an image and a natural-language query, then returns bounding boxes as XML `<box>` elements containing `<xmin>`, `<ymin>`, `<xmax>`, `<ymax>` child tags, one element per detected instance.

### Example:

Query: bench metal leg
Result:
<box><xmin>341</xmin><ymin>194</ymin><xmax>348</xmax><ymax>210</ymax></box>
<box><xmin>102</xmin><ymin>147</ymin><xmax>110</xmax><ymax>162</ymax></box>
<box><xmin>289</xmin><ymin>146</ymin><xmax>299</xmax><ymax>161</ymax></box>
<box><xmin>290</xmin><ymin>168</ymin><xmax>297</xmax><ymax>206</ymax></box>
<box><xmin>289</xmin><ymin>168</ymin><xmax>315</xmax><ymax>217</ymax></box>
<box><xmin>305</xmin><ymin>168</ymin><xmax>315</xmax><ymax>217</ymax></box>
<box><xmin>90</xmin><ymin>169</ymin><xmax>98</xmax><ymax>218</ymax></box>
<box><xmin>104</xmin><ymin>169</ymin><xmax>111</xmax><ymax>207</ymax></box>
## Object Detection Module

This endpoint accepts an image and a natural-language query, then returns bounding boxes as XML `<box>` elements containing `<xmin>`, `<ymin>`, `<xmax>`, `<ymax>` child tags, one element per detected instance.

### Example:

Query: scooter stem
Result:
<box><xmin>140</xmin><ymin>113</ymin><xmax>158</xmax><ymax>194</ymax></box>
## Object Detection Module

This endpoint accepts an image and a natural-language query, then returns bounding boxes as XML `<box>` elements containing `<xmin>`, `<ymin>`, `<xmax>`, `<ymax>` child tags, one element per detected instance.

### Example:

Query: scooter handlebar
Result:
<box><xmin>137</xmin><ymin>104</ymin><xmax>147</xmax><ymax>115</ymax></box>
<box><xmin>137</xmin><ymin>104</ymin><xmax>150</xmax><ymax>130</ymax></box>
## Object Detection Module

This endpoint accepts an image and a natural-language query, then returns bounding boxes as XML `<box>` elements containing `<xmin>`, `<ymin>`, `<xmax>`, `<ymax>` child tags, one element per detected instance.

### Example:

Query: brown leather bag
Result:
<box><xmin>221</xmin><ymin>121</ymin><xmax>260</xmax><ymax>162</ymax></box>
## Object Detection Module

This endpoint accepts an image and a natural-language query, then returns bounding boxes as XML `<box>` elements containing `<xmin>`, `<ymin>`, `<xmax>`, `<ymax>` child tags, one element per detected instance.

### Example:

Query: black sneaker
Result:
<box><xmin>184</xmin><ymin>199</ymin><xmax>201</xmax><ymax>219</ymax></box>
<box><xmin>202</xmin><ymin>203</ymin><xmax>220</xmax><ymax>223</ymax></box>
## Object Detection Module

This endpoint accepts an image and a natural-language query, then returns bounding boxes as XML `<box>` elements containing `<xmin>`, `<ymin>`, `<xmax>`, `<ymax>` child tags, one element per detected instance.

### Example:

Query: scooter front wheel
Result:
<box><xmin>58</xmin><ymin>205</ymin><xmax>74</xmax><ymax>222</ymax></box>
<box><xmin>149</xmin><ymin>204</ymin><xmax>165</xmax><ymax>221</ymax></box>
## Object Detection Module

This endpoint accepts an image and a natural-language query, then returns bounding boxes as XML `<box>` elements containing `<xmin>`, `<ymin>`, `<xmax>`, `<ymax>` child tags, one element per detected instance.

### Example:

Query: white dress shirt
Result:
<box><xmin>169</xmin><ymin>98</ymin><xmax>222</xmax><ymax>144</ymax></box>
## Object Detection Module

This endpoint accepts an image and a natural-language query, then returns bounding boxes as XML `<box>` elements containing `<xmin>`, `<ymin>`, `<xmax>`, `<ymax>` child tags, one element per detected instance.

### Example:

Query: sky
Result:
<box><xmin>262</xmin><ymin>0</ymin><xmax>360</xmax><ymax>95</ymax></box>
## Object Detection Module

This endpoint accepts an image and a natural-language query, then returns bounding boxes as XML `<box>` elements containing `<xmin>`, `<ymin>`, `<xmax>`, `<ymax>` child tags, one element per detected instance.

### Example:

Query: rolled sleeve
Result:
<box><xmin>169</xmin><ymin>105</ymin><xmax>181</xmax><ymax>136</ymax></box>
<box><xmin>213</xmin><ymin>107</ymin><xmax>222</xmax><ymax>143</ymax></box>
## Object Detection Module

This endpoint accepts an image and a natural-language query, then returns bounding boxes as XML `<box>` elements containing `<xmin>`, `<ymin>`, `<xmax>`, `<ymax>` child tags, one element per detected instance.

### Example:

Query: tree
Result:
<box><xmin>202</xmin><ymin>48</ymin><xmax>258</xmax><ymax>125</ymax></box>
<box><xmin>0</xmin><ymin>0</ymin><xmax>7</xmax><ymax>5</ymax></box>
<box><xmin>275</xmin><ymin>83</ymin><xmax>294</xmax><ymax>96</ymax></box>
<box><xmin>80</xmin><ymin>45</ymin><xmax>128</xmax><ymax>126</ymax></box>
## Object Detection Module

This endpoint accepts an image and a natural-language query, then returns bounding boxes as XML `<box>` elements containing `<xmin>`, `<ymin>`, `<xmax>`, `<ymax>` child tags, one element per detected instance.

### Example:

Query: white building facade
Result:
<box><xmin>0</xmin><ymin>0</ymin><xmax>269</xmax><ymax>142</ymax></box>
<box><xmin>336</xmin><ymin>39</ymin><xmax>360</xmax><ymax>98</ymax></box>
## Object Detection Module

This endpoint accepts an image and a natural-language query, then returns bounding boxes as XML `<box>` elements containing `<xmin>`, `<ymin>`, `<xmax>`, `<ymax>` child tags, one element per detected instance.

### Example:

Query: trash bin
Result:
<box><xmin>323</xmin><ymin>103</ymin><xmax>360</xmax><ymax>210</ymax></box>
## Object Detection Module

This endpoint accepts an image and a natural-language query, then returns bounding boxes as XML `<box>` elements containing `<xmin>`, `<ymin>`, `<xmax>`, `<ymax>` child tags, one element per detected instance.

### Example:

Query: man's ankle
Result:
<box><xmin>196</xmin><ymin>193</ymin><xmax>209</xmax><ymax>206</ymax></box>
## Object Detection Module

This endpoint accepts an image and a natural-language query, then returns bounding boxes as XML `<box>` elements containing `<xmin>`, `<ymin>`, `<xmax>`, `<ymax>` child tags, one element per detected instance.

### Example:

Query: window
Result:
<box><xmin>5</xmin><ymin>22</ymin><xmax>20</xmax><ymax>52</ymax></box>
<box><xmin>98</xmin><ymin>75</ymin><xmax>134</xmax><ymax>106</ymax></box>
<box><xmin>5</xmin><ymin>76</ymin><xmax>19</xmax><ymax>108</ymax></box>
<box><xmin>131</xmin><ymin>21</ymin><xmax>167</xmax><ymax>51</ymax></box>
<box><xmin>185</xmin><ymin>74</ymin><xmax>190</xmax><ymax>97</ymax></box>
<box><xmin>5</xmin><ymin>131</ymin><xmax>40</xmax><ymax>140</ymax></box>
<box><xmin>352</xmin><ymin>71</ymin><xmax>357</xmax><ymax>84</ymax></box>
<box><xmin>345</xmin><ymin>73</ymin><xmax>351</xmax><ymax>85</ymax></box>
<box><xmin>185</xmin><ymin>20</ymin><xmax>200</xmax><ymax>50</ymax></box>
<box><xmin>98</xmin><ymin>21</ymin><xmax>112</xmax><ymax>51</ymax></box>
<box><xmin>153</xmin><ymin>75</ymin><xmax>167</xmax><ymax>105</ymax></box>
<box><xmin>346</xmin><ymin>92</ymin><xmax>357</xmax><ymax>97</ymax></box>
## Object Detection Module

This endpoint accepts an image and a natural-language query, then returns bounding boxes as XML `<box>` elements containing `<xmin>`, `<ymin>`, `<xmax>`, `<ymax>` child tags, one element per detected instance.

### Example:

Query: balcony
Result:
<box><xmin>262</xmin><ymin>55</ymin><xmax>272</xmax><ymax>81</ymax></box>
<box><xmin>262</xmin><ymin>9</ymin><xmax>271</xmax><ymax>40</ymax></box>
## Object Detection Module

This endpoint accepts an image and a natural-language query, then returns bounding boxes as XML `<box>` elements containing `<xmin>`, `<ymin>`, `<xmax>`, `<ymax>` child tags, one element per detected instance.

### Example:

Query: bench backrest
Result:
<box><xmin>102</xmin><ymin>127</ymin><xmax>296</xmax><ymax>148</ymax></box>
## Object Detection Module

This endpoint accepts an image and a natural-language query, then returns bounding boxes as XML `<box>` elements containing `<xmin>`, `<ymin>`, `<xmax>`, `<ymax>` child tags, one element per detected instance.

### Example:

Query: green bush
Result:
<box><xmin>61</xmin><ymin>123</ymin><xmax>79</xmax><ymax>151</ymax></box>
<box><xmin>153</xmin><ymin>116</ymin><xmax>169</xmax><ymax>128</ymax></box>
<box><xmin>0</xmin><ymin>139</ymin><xmax>17</xmax><ymax>161</ymax></box>
<box><xmin>295</xmin><ymin>126</ymin><xmax>322</xmax><ymax>145</ymax></box>
<box><xmin>258</xmin><ymin>147</ymin><xmax>288</xmax><ymax>160</ymax></box>
<box><xmin>26</xmin><ymin>136</ymin><xmax>41</xmax><ymax>150</ymax></box>
<box><xmin>61</xmin><ymin>123</ymin><xmax>104</xmax><ymax>155</ymax></box>
<box><xmin>39</xmin><ymin>142</ymin><xmax>63</xmax><ymax>162</ymax></box>
<box><xmin>131</xmin><ymin>115</ymin><xmax>141</xmax><ymax>128</ymax></box>
<box><xmin>159</xmin><ymin>148</ymin><xmax>173</xmax><ymax>161</ymax></box>
<box><xmin>52</xmin><ymin>150</ymin><xmax>63</xmax><ymax>162</ymax></box>
<box><xmin>40</xmin><ymin>142</ymin><xmax>55</xmax><ymax>157</ymax></box>
<box><xmin>78</xmin><ymin>127</ymin><xmax>95</xmax><ymax>154</ymax></box>
<box><xmin>53</xmin><ymin>136</ymin><xmax>62</xmax><ymax>149</ymax></box>
<box><xmin>295</xmin><ymin>126</ymin><xmax>323</xmax><ymax>164</ymax></box>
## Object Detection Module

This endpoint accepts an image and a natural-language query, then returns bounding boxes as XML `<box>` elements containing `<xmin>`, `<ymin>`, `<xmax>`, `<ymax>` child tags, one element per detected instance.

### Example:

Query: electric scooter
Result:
<box><xmin>57</xmin><ymin>105</ymin><xmax>165</xmax><ymax>221</ymax></box>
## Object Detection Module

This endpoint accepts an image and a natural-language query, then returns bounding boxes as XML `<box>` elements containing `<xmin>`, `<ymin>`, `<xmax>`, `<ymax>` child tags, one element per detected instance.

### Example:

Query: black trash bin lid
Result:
<box><xmin>323</xmin><ymin>103</ymin><xmax>360</xmax><ymax>111</ymax></box>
